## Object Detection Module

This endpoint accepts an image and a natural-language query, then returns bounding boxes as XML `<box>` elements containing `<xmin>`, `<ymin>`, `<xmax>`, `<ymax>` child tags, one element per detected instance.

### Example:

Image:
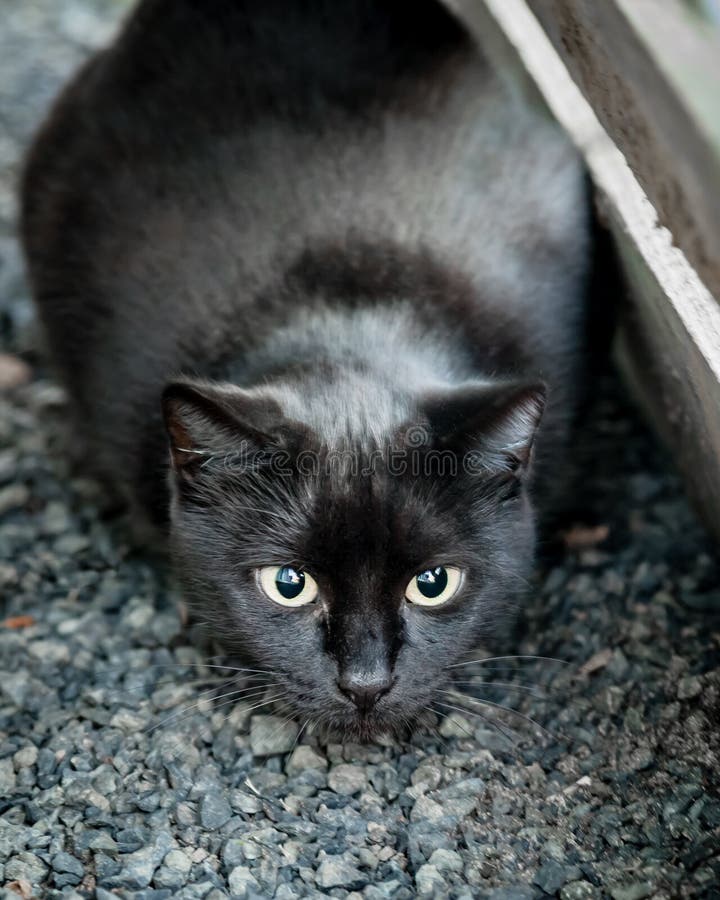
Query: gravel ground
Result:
<box><xmin>1</xmin><ymin>2</ymin><xmax>720</xmax><ymax>899</ymax></box>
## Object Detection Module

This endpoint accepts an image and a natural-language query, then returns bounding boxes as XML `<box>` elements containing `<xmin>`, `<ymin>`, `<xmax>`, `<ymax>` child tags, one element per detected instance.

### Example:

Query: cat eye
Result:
<box><xmin>405</xmin><ymin>566</ymin><xmax>462</xmax><ymax>607</ymax></box>
<box><xmin>257</xmin><ymin>565</ymin><xmax>319</xmax><ymax>607</ymax></box>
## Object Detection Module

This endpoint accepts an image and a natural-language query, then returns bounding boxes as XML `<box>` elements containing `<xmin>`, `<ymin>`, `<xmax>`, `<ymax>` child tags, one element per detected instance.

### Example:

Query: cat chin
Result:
<box><xmin>315</xmin><ymin>718</ymin><xmax>408</xmax><ymax>745</ymax></box>
<box><xmin>297</xmin><ymin>706</ymin><xmax>419</xmax><ymax>744</ymax></box>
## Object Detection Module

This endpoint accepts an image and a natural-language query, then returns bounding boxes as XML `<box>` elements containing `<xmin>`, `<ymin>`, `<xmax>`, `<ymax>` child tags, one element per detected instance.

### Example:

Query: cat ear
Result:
<box><xmin>422</xmin><ymin>380</ymin><xmax>546</xmax><ymax>476</ymax></box>
<box><xmin>161</xmin><ymin>380</ymin><xmax>283</xmax><ymax>478</ymax></box>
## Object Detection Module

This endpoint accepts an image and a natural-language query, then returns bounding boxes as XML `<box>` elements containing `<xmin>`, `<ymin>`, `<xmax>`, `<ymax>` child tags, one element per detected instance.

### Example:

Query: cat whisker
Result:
<box><xmin>157</xmin><ymin>692</ymin><xmax>290</xmax><ymax>767</ymax></box>
<box><xmin>449</xmin><ymin>679</ymin><xmax>547</xmax><ymax>698</ymax></box>
<box><xmin>502</xmin><ymin>570</ymin><xmax>536</xmax><ymax>590</ymax></box>
<box><xmin>447</xmin><ymin>654</ymin><xmax>569</xmax><ymax>670</ymax></box>
<box><xmin>110</xmin><ymin>676</ymin><xmax>228</xmax><ymax>695</ymax></box>
<box><xmin>430</xmin><ymin>702</ymin><xmax>475</xmax><ymax>740</ymax></box>
<box><xmin>431</xmin><ymin>699</ymin><xmax>519</xmax><ymax>747</ymax></box>
<box><xmin>144</xmin><ymin>683</ymin><xmax>282</xmax><ymax>735</ymax></box>
<box><xmin>415</xmin><ymin>706</ymin><xmax>452</xmax><ymax>749</ymax></box>
<box><xmin>449</xmin><ymin>665</ymin><xmax>560</xmax><ymax>676</ymax></box>
<box><xmin>213</xmin><ymin>693</ymin><xmax>289</xmax><ymax>735</ymax></box>
<box><xmin>207</xmin><ymin>691</ymin><xmax>284</xmax><ymax>721</ymax></box>
<box><xmin>98</xmin><ymin>662</ymin><xmax>280</xmax><ymax>677</ymax></box>
<box><xmin>111</xmin><ymin>671</ymin><xmax>276</xmax><ymax>706</ymax></box>
<box><xmin>178</xmin><ymin>691</ymin><xmax>289</xmax><ymax>740</ymax></box>
<box><xmin>441</xmin><ymin>689</ymin><xmax>555</xmax><ymax>741</ymax></box>
<box><xmin>262</xmin><ymin>710</ymin><xmax>301</xmax><ymax>752</ymax></box>
<box><xmin>290</xmin><ymin>718</ymin><xmax>311</xmax><ymax>754</ymax></box>
<box><xmin>148</xmin><ymin>684</ymin><xmax>280</xmax><ymax>731</ymax></box>
<box><xmin>202</xmin><ymin>654</ymin><xmax>275</xmax><ymax>668</ymax></box>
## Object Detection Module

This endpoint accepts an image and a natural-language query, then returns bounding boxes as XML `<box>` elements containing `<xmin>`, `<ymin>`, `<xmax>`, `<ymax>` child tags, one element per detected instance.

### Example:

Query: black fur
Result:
<box><xmin>21</xmin><ymin>0</ymin><xmax>591</xmax><ymax>737</ymax></box>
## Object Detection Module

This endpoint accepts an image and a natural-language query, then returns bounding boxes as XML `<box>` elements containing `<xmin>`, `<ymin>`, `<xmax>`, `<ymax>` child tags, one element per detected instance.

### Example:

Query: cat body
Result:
<box><xmin>22</xmin><ymin>0</ymin><xmax>590</xmax><ymax>736</ymax></box>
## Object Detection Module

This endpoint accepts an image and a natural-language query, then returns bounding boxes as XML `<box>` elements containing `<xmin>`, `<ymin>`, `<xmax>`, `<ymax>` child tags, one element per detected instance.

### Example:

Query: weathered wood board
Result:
<box><xmin>527</xmin><ymin>0</ymin><xmax>720</xmax><ymax>305</ymax></box>
<box><xmin>448</xmin><ymin>0</ymin><xmax>720</xmax><ymax>544</ymax></box>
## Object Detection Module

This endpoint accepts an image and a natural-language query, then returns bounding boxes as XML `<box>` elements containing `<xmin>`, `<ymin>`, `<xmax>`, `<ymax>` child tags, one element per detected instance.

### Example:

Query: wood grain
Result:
<box><xmin>527</xmin><ymin>0</ymin><xmax>720</xmax><ymax>304</ymax></box>
<box><xmin>450</xmin><ymin>0</ymin><xmax>720</xmax><ymax>543</ymax></box>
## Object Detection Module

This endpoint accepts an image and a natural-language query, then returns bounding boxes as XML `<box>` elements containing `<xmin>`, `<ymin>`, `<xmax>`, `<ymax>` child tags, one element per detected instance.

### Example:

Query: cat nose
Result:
<box><xmin>338</xmin><ymin>669</ymin><xmax>393</xmax><ymax>713</ymax></box>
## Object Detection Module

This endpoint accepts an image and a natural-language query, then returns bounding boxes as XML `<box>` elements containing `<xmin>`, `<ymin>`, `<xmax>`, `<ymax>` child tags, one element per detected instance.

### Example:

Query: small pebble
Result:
<box><xmin>328</xmin><ymin>763</ymin><xmax>367</xmax><ymax>796</ymax></box>
<box><xmin>315</xmin><ymin>855</ymin><xmax>365</xmax><ymax>890</ymax></box>
<box><xmin>249</xmin><ymin>715</ymin><xmax>299</xmax><ymax>755</ymax></box>
<box><xmin>285</xmin><ymin>745</ymin><xmax>328</xmax><ymax>775</ymax></box>
<box><xmin>200</xmin><ymin>791</ymin><xmax>233</xmax><ymax>830</ymax></box>
<box><xmin>228</xmin><ymin>865</ymin><xmax>261</xmax><ymax>897</ymax></box>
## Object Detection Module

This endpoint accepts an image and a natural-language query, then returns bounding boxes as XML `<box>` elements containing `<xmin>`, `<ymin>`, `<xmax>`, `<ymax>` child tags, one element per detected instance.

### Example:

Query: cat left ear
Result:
<box><xmin>421</xmin><ymin>380</ymin><xmax>547</xmax><ymax>476</ymax></box>
<box><xmin>162</xmin><ymin>379</ymin><xmax>284</xmax><ymax>479</ymax></box>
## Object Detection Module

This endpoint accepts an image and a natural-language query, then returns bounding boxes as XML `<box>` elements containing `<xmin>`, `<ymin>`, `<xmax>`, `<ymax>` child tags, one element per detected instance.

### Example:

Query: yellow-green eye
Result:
<box><xmin>405</xmin><ymin>566</ymin><xmax>462</xmax><ymax>607</ymax></box>
<box><xmin>257</xmin><ymin>566</ymin><xmax>318</xmax><ymax>607</ymax></box>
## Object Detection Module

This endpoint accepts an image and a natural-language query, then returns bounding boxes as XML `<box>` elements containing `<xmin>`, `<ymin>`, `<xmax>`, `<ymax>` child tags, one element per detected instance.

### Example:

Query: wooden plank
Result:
<box><xmin>449</xmin><ymin>0</ymin><xmax>720</xmax><ymax>544</ymax></box>
<box><xmin>527</xmin><ymin>0</ymin><xmax>720</xmax><ymax>304</ymax></box>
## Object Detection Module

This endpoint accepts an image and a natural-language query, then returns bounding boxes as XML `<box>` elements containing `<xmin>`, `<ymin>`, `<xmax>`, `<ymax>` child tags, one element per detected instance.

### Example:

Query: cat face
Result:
<box><xmin>162</xmin><ymin>377</ymin><xmax>544</xmax><ymax>739</ymax></box>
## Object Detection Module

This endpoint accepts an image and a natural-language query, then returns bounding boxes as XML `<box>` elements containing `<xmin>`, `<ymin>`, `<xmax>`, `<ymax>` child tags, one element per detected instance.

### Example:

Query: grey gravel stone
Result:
<box><xmin>222</xmin><ymin>839</ymin><xmax>248</xmax><ymax>870</ymax></box>
<box><xmin>51</xmin><ymin>851</ymin><xmax>84</xmax><ymax>879</ymax></box>
<box><xmin>415</xmin><ymin>863</ymin><xmax>449</xmax><ymax>897</ymax></box>
<box><xmin>410</xmin><ymin>795</ymin><xmax>445</xmax><ymax>824</ymax></box>
<box><xmin>487</xmin><ymin>887</ymin><xmax>536</xmax><ymax>900</ymax></box>
<box><xmin>327</xmin><ymin>763</ymin><xmax>368</xmax><ymax>795</ymax></box>
<box><xmin>0</xmin><ymin>758</ymin><xmax>16</xmax><ymax>795</ymax></box>
<box><xmin>200</xmin><ymin>791</ymin><xmax>233</xmax><ymax>830</ymax></box>
<box><xmin>285</xmin><ymin>744</ymin><xmax>328</xmax><ymax>775</ymax></box>
<box><xmin>5</xmin><ymin>852</ymin><xmax>48</xmax><ymax>885</ymax></box>
<box><xmin>154</xmin><ymin>865</ymin><xmax>190</xmax><ymax>890</ymax></box>
<box><xmin>609</xmin><ymin>884</ymin><xmax>655</xmax><ymax>900</ymax></box>
<box><xmin>13</xmin><ymin>745</ymin><xmax>38</xmax><ymax>769</ymax></box>
<box><xmin>229</xmin><ymin>790</ymin><xmax>262</xmax><ymax>814</ymax></box>
<box><xmin>249</xmin><ymin>715</ymin><xmax>300</xmax><ymax>755</ymax></box>
<box><xmin>315</xmin><ymin>855</ymin><xmax>365</xmax><ymax>890</ymax></box>
<box><xmin>677</xmin><ymin>676</ymin><xmax>702</xmax><ymax>700</ymax></box>
<box><xmin>560</xmin><ymin>882</ymin><xmax>600</xmax><ymax>900</ymax></box>
<box><xmin>227</xmin><ymin>865</ymin><xmax>261</xmax><ymax>897</ymax></box>
<box><xmin>428</xmin><ymin>848</ymin><xmax>464</xmax><ymax>874</ymax></box>
<box><xmin>105</xmin><ymin>830</ymin><xmax>174</xmax><ymax>890</ymax></box>
<box><xmin>534</xmin><ymin>860</ymin><xmax>577</xmax><ymax>894</ymax></box>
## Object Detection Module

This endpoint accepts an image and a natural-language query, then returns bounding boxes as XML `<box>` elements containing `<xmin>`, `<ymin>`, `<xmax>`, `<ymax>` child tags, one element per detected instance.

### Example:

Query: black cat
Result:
<box><xmin>21</xmin><ymin>0</ymin><xmax>591</xmax><ymax>738</ymax></box>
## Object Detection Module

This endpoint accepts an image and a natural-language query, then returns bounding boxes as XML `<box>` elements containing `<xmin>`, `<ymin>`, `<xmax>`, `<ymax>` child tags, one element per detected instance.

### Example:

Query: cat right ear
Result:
<box><xmin>161</xmin><ymin>380</ymin><xmax>282</xmax><ymax>480</ymax></box>
<box><xmin>421</xmin><ymin>379</ymin><xmax>547</xmax><ymax>478</ymax></box>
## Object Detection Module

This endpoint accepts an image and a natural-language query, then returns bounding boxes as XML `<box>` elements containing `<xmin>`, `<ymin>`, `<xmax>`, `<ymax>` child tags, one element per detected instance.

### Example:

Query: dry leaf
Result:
<box><xmin>1</xmin><ymin>615</ymin><xmax>36</xmax><ymax>630</ymax></box>
<box><xmin>6</xmin><ymin>880</ymin><xmax>34</xmax><ymax>900</ymax></box>
<box><xmin>0</xmin><ymin>353</ymin><xmax>32</xmax><ymax>390</ymax></box>
<box><xmin>578</xmin><ymin>648</ymin><xmax>613</xmax><ymax>676</ymax></box>
<box><xmin>562</xmin><ymin>523</ymin><xmax>610</xmax><ymax>550</ymax></box>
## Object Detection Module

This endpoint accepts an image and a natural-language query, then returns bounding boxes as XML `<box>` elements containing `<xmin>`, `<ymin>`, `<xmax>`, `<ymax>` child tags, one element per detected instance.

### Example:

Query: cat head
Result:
<box><xmin>162</xmin><ymin>375</ymin><xmax>545</xmax><ymax>739</ymax></box>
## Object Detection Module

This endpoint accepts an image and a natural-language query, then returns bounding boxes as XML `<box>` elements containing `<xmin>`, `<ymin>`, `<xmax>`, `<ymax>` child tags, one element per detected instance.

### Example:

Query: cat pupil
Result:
<box><xmin>417</xmin><ymin>566</ymin><xmax>448</xmax><ymax>598</ymax></box>
<box><xmin>276</xmin><ymin>566</ymin><xmax>305</xmax><ymax>599</ymax></box>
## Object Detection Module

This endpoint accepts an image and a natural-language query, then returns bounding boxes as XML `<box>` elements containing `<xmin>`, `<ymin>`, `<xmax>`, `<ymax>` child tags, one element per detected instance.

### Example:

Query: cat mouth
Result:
<box><xmin>324</xmin><ymin>703</ymin><xmax>416</xmax><ymax>743</ymax></box>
